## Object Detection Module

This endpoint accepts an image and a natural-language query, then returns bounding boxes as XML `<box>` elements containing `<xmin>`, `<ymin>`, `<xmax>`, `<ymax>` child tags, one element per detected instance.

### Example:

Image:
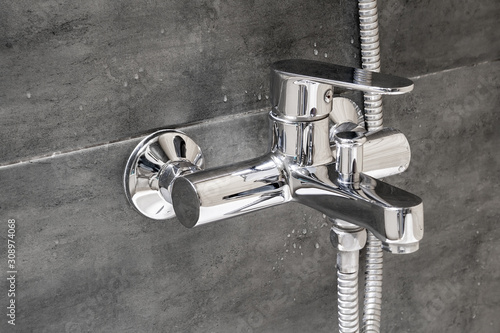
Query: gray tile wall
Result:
<box><xmin>1</xmin><ymin>0</ymin><xmax>499</xmax><ymax>332</ymax></box>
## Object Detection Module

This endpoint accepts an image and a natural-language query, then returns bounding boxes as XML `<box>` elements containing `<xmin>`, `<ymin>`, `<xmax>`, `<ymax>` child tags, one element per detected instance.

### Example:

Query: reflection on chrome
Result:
<box><xmin>124</xmin><ymin>59</ymin><xmax>423</xmax><ymax>254</ymax></box>
<box><xmin>124</xmin><ymin>130</ymin><xmax>204</xmax><ymax>220</ymax></box>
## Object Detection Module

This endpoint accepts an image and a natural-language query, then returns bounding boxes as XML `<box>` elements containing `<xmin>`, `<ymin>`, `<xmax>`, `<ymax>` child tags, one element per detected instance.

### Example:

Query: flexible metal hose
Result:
<box><xmin>359</xmin><ymin>0</ymin><xmax>383</xmax><ymax>131</ymax></box>
<box><xmin>362</xmin><ymin>232</ymin><xmax>383</xmax><ymax>332</ymax></box>
<box><xmin>337</xmin><ymin>254</ymin><xmax>360</xmax><ymax>333</ymax></box>
<box><xmin>359</xmin><ymin>1</ymin><xmax>384</xmax><ymax>332</ymax></box>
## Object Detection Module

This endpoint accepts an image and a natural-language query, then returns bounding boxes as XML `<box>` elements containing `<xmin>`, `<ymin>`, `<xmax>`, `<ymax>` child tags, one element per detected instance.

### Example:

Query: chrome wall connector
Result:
<box><xmin>124</xmin><ymin>59</ymin><xmax>424</xmax><ymax>254</ymax></box>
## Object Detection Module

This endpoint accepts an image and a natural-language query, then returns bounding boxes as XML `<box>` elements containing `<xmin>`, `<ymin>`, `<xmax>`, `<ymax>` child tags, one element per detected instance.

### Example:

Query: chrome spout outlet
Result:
<box><xmin>291</xmin><ymin>164</ymin><xmax>423</xmax><ymax>253</ymax></box>
<box><xmin>124</xmin><ymin>59</ymin><xmax>423</xmax><ymax>254</ymax></box>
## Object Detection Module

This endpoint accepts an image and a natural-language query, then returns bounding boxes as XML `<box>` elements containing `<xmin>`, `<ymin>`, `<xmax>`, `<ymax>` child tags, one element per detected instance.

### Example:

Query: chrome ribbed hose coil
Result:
<box><xmin>362</xmin><ymin>232</ymin><xmax>383</xmax><ymax>332</ymax></box>
<box><xmin>359</xmin><ymin>1</ymin><xmax>384</xmax><ymax>332</ymax></box>
<box><xmin>359</xmin><ymin>0</ymin><xmax>383</xmax><ymax>131</ymax></box>
<box><xmin>337</xmin><ymin>270</ymin><xmax>360</xmax><ymax>333</ymax></box>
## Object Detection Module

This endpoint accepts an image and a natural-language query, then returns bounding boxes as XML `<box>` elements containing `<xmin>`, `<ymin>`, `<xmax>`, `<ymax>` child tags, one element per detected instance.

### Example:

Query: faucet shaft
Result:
<box><xmin>171</xmin><ymin>155</ymin><xmax>290</xmax><ymax>228</ymax></box>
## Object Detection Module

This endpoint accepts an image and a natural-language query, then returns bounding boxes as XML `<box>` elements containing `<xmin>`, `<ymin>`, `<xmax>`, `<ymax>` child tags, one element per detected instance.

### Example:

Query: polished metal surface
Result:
<box><xmin>171</xmin><ymin>155</ymin><xmax>289</xmax><ymax>228</ymax></box>
<box><xmin>359</xmin><ymin>1</ymin><xmax>385</xmax><ymax>331</ymax></box>
<box><xmin>270</xmin><ymin>113</ymin><xmax>333</xmax><ymax>166</ymax></box>
<box><xmin>124</xmin><ymin>130</ymin><xmax>204</xmax><ymax>220</ymax></box>
<box><xmin>331</xmin><ymin>127</ymin><xmax>411</xmax><ymax>180</ymax></box>
<box><xmin>291</xmin><ymin>165</ymin><xmax>423</xmax><ymax>253</ymax></box>
<box><xmin>337</xmin><ymin>268</ymin><xmax>361</xmax><ymax>333</ymax></box>
<box><xmin>363</xmin><ymin>128</ymin><xmax>411</xmax><ymax>177</ymax></box>
<box><xmin>330</xmin><ymin>126</ymin><xmax>411</xmax><ymax>179</ymax></box>
<box><xmin>124</xmin><ymin>60</ymin><xmax>423</xmax><ymax>254</ymax></box>
<box><xmin>329</xmin><ymin>97</ymin><xmax>365</xmax><ymax>139</ymax></box>
<box><xmin>330</xmin><ymin>220</ymin><xmax>367</xmax><ymax>254</ymax></box>
<box><xmin>334</xmin><ymin>131</ymin><xmax>367</xmax><ymax>185</ymax></box>
<box><xmin>170</xmin><ymin>151</ymin><xmax>423</xmax><ymax>253</ymax></box>
<box><xmin>271</xmin><ymin>61</ymin><xmax>413</xmax><ymax>121</ymax></box>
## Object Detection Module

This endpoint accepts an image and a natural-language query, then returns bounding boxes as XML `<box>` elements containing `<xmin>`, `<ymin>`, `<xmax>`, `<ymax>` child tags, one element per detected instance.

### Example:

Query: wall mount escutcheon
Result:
<box><xmin>124</xmin><ymin>130</ymin><xmax>204</xmax><ymax>220</ymax></box>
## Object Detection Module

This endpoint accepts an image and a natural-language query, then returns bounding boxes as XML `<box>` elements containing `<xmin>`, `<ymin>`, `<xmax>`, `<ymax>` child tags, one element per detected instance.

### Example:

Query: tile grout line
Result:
<box><xmin>1</xmin><ymin>58</ymin><xmax>498</xmax><ymax>170</ymax></box>
<box><xmin>0</xmin><ymin>107</ymin><xmax>269</xmax><ymax>169</ymax></box>
<box><xmin>409</xmin><ymin>59</ymin><xmax>499</xmax><ymax>80</ymax></box>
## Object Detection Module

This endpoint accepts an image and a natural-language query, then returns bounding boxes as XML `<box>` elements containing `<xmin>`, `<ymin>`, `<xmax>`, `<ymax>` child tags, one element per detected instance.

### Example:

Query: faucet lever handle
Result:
<box><xmin>271</xmin><ymin>59</ymin><xmax>414</xmax><ymax>95</ymax></box>
<box><xmin>270</xmin><ymin>60</ymin><xmax>414</xmax><ymax>121</ymax></box>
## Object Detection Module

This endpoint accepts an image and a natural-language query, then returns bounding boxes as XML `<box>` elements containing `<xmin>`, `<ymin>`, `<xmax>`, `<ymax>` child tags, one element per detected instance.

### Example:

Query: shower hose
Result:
<box><xmin>335</xmin><ymin>0</ymin><xmax>384</xmax><ymax>332</ymax></box>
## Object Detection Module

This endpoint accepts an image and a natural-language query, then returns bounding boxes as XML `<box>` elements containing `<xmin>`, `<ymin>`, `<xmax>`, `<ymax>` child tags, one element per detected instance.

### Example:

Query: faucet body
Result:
<box><xmin>124</xmin><ymin>60</ymin><xmax>423</xmax><ymax>254</ymax></box>
<box><xmin>169</xmin><ymin>60</ymin><xmax>423</xmax><ymax>254</ymax></box>
<box><xmin>171</xmin><ymin>128</ymin><xmax>422</xmax><ymax>254</ymax></box>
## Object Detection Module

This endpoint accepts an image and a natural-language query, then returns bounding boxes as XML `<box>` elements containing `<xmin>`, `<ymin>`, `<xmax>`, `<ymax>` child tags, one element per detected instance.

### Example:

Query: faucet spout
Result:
<box><xmin>291</xmin><ymin>164</ymin><xmax>423</xmax><ymax>253</ymax></box>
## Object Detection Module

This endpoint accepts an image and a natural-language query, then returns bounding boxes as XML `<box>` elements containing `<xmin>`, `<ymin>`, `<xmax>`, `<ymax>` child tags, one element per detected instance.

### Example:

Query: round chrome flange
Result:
<box><xmin>124</xmin><ymin>130</ymin><xmax>204</xmax><ymax>220</ymax></box>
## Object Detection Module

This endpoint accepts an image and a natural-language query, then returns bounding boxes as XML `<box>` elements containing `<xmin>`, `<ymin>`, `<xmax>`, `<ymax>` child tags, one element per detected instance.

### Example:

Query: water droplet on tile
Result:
<box><xmin>313</xmin><ymin>49</ymin><xmax>318</xmax><ymax>56</ymax></box>
<box><xmin>223</xmin><ymin>95</ymin><xmax>227</xmax><ymax>102</ymax></box>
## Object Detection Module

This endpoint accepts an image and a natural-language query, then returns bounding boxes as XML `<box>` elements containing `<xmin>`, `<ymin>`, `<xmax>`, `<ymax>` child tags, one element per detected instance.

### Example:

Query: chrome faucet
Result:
<box><xmin>124</xmin><ymin>59</ymin><xmax>423</xmax><ymax>254</ymax></box>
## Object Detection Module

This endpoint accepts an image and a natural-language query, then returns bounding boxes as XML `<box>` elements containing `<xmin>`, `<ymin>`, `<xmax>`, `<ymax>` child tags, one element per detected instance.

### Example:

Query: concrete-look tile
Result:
<box><xmin>0</xmin><ymin>0</ymin><xmax>360</xmax><ymax>165</ymax></box>
<box><xmin>0</xmin><ymin>61</ymin><xmax>499</xmax><ymax>331</ymax></box>
<box><xmin>379</xmin><ymin>0</ymin><xmax>500</xmax><ymax>77</ymax></box>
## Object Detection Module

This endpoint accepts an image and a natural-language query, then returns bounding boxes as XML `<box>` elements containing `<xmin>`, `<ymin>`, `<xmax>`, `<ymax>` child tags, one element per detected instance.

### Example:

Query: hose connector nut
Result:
<box><xmin>330</xmin><ymin>225</ymin><xmax>367</xmax><ymax>251</ymax></box>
